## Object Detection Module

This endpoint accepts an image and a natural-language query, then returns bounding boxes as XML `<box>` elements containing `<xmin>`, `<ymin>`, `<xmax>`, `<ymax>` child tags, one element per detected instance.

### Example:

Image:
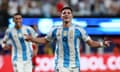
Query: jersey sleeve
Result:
<box><xmin>1</xmin><ymin>29</ymin><xmax>10</xmax><ymax>47</ymax></box>
<box><xmin>79</xmin><ymin>27</ymin><xmax>91</xmax><ymax>42</ymax></box>
<box><xmin>2</xmin><ymin>29</ymin><xmax>10</xmax><ymax>43</ymax></box>
<box><xmin>28</xmin><ymin>26</ymin><xmax>38</xmax><ymax>38</ymax></box>
<box><xmin>45</xmin><ymin>26</ymin><xmax>57</xmax><ymax>42</ymax></box>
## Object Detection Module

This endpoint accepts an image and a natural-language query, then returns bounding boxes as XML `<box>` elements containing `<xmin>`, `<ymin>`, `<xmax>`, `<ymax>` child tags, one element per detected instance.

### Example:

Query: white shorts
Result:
<box><xmin>55</xmin><ymin>67</ymin><xmax>80</xmax><ymax>72</ymax></box>
<box><xmin>12</xmin><ymin>59</ymin><xmax>32</xmax><ymax>72</ymax></box>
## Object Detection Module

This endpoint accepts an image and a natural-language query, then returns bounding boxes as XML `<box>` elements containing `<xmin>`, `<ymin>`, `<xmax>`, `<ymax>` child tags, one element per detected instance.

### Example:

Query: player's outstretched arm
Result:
<box><xmin>86</xmin><ymin>39</ymin><xmax>111</xmax><ymax>48</ymax></box>
<box><xmin>24</xmin><ymin>34</ymin><xmax>49</xmax><ymax>44</ymax></box>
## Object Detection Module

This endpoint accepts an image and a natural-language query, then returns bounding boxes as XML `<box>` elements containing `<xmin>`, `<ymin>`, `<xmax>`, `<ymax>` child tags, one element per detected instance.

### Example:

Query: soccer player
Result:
<box><xmin>25</xmin><ymin>7</ymin><xmax>110</xmax><ymax>72</ymax></box>
<box><xmin>1</xmin><ymin>13</ymin><xmax>37</xmax><ymax>72</ymax></box>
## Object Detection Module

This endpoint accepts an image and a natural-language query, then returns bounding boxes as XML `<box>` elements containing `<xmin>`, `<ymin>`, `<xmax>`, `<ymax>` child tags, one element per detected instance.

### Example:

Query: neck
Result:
<box><xmin>63</xmin><ymin>21</ymin><xmax>71</xmax><ymax>28</ymax></box>
<box><xmin>15</xmin><ymin>25</ymin><xmax>22</xmax><ymax>30</ymax></box>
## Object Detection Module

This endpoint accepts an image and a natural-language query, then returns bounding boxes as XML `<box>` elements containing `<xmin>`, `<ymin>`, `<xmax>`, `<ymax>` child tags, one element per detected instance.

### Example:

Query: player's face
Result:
<box><xmin>13</xmin><ymin>15</ymin><xmax>22</xmax><ymax>27</ymax></box>
<box><xmin>60</xmin><ymin>9</ymin><xmax>73</xmax><ymax>23</ymax></box>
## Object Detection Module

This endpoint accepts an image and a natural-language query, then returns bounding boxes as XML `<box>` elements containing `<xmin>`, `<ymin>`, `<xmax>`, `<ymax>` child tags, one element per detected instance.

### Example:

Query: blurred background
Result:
<box><xmin>0</xmin><ymin>0</ymin><xmax>120</xmax><ymax>72</ymax></box>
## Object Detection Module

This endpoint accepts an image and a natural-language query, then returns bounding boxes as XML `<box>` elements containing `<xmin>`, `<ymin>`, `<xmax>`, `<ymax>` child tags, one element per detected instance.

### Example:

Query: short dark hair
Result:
<box><xmin>13</xmin><ymin>13</ymin><xmax>22</xmax><ymax>17</ymax></box>
<box><xmin>60</xmin><ymin>7</ymin><xmax>73</xmax><ymax>12</ymax></box>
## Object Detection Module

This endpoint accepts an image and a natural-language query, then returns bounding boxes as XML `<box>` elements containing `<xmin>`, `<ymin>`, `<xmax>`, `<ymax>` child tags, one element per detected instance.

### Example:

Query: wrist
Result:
<box><xmin>1</xmin><ymin>43</ymin><xmax>5</xmax><ymax>48</ymax></box>
<box><xmin>30</xmin><ymin>37</ymin><xmax>34</xmax><ymax>42</ymax></box>
<box><xmin>100</xmin><ymin>42</ymin><xmax>106</xmax><ymax>48</ymax></box>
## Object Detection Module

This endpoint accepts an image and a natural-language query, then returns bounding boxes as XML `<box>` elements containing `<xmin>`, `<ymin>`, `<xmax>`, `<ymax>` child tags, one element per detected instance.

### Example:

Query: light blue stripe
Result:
<box><xmin>63</xmin><ymin>28</ymin><xmax>69</xmax><ymax>67</ymax></box>
<box><xmin>74</xmin><ymin>29</ymin><xmax>81</xmax><ymax>67</ymax></box>
<box><xmin>17</xmin><ymin>30</ymin><xmax>27</xmax><ymax>61</ymax></box>
<box><xmin>27</xmin><ymin>29</ymin><xmax>32</xmax><ymax>57</ymax></box>
<box><xmin>52</xmin><ymin>28</ymin><xmax>57</xmax><ymax>38</ymax></box>
<box><xmin>9</xmin><ymin>32</ymin><xmax>18</xmax><ymax>61</ymax></box>
<box><xmin>52</xmin><ymin>28</ymin><xmax>58</xmax><ymax>69</ymax></box>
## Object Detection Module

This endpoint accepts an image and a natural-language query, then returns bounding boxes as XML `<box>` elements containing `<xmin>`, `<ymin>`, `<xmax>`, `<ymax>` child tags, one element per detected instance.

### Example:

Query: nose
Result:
<box><xmin>65</xmin><ymin>13</ymin><xmax>69</xmax><ymax>15</ymax></box>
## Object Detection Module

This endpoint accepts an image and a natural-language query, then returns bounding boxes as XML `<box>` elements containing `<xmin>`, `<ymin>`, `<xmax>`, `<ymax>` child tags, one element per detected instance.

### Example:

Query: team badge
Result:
<box><xmin>63</xmin><ymin>31</ymin><xmax>67</xmax><ymax>36</ymax></box>
<box><xmin>69</xmin><ymin>30</ymin><xmax>73</xmax><ymax>38</ymax></box>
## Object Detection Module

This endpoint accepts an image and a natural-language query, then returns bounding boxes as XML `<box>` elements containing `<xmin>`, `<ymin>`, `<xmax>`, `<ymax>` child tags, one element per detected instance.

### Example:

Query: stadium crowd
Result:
<box><xmin>0</xmin><ymin>0</ymin><xmax>120</xmax><ymax>17</ymax></box>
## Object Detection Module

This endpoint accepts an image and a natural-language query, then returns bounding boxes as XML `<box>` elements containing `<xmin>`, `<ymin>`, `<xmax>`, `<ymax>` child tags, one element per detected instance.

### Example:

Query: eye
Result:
<box><xmin>68</xmin><ymin>12</ymin><xmax>71</xmax><ymax>14</ymax></box>
<box><xmin>63</xmin><ymin>12</ymin><xmax>66</xmax><ymax>14</ymax></box>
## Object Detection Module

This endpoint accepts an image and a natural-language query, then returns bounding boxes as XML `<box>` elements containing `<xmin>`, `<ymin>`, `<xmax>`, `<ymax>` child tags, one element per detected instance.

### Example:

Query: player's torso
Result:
<box><xmin>8</xmin><ymin>26</ymin><xmax>33</xmax><ymax>61</ymax></box>
<box><xmin>9</xmin><ymin>26</ymin><xmax>31</xmax><ymax>48</ymax></box>
<box><xmin>54</xmin><ymin>26</ymin><xmax>81</xmax><ymax>67</ymax></box>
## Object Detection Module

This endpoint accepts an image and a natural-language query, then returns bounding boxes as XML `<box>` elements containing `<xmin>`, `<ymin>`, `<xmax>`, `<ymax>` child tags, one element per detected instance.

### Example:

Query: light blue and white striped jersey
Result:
<box><xmin>45</xmin><ymin>24</ymin><xmax>91</xmax><ymax>68</ymax></box>
<box><xmin>2</xmin><ymin>25</ymin><xmax>37</xmax><ymax>61</ymax></box>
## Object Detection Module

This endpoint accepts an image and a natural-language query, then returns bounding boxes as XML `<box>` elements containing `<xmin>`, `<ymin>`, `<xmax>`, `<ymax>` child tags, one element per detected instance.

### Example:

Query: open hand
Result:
<box><xmin>103</xmin><ymin>41</ymin><xmax>111</xmax><ymax>47</ymax></box>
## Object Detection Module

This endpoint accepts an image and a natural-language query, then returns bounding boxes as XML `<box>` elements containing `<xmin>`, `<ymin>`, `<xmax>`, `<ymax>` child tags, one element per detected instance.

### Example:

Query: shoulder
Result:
<box><xmin>48</xmin><ymin>25</ymin><xmax>62</xmax><ymax>34</ymax></box>
<box><xmin>72</xmin><ymin>24</ymin><xmax>87</xmax><ymax>34</ymax></box>
<box><xmin>6</xmin><ymin>28</ymin><xmax>14</xmax><ymax>32</ymax></box>
<box><xmin>73</xmin><ymin>24</ymin><xmax>84</xmax><ymax>30</ymax></box>
<box><xmin>23</xmin><ymin>25</ymin><xmax>33</xmax><ymax>30</ymax></box>
<box><xmin>51</xmin><ymin>25</ymin><xmax>62</xmax><ymax>30</ymax></box>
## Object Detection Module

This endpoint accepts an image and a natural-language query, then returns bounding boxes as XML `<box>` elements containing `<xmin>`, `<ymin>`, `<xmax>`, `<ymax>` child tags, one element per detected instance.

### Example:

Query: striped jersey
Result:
<box><xmin>45</xmin><ymin>24</ymin><xmax>91</xmax><ymax>68</ymax></box>
<box><xmin>2</xmin><ymin>25</ymin><xmax>37</xmax><ymax>61</ymax></box>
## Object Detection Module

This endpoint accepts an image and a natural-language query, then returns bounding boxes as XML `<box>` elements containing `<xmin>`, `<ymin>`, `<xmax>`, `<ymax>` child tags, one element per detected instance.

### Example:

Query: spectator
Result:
<box><xmin>41</xmin><ymin>0</ymin><xmax>52</xmax><ymax>17</ymax></box>
<box><xmin>8</xmin><ymin>0</ymin><xmax>18</xmax><ymax>15</ymax></box>
<box><xmin>27</xmin><ymin>1</ymin><xmax>41</xmax><ymax>16</ymax></box>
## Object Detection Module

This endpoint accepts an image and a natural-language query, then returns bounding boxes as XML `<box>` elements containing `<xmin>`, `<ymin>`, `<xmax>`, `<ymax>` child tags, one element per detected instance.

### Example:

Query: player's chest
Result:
<box><xmin>56</xmin><ymin>28</ymin><xmax>80</xmax><ymax>41</ymax></box>
<box><xmin>11</xmin><ymin>30</ymin><xmax>27</xmax><ymax>38</ymax></box>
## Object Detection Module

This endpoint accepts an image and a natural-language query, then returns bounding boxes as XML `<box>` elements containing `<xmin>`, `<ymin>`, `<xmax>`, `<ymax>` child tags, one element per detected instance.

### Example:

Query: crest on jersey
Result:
<box><xmin>69</xmin><ymin>29</ymin><xmax>73</xmax><ymax>38</ymax></box>
<box><xmin>63</xmin><ymin>31</ymin><xmax>67</xmax><ymax>36</ymax></box>
<box><xmin>57</xmin><ymin>28</ymin><xmax>62</xmax><ymax>37</ymax></box>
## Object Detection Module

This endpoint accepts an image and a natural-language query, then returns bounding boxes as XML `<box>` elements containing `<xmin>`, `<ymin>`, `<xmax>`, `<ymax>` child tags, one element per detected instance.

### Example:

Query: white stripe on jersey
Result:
<box><xmin>68</xmin><ymin>26</ymin><xmax>76</xmax><ymax>67</ymax></box>
<box><xmin>56</xmin><ymin>27</ymin><xmax>64</xmax><ymax>68</ymax></box>
<box><xmin>11</xmin><ymin>29</ymin><xmax>22</xmax><ymax>59</ymax></box>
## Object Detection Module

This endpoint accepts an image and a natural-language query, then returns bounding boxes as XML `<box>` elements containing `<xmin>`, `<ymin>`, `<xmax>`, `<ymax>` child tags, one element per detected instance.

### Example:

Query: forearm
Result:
<box><xmin>87</xmin><ymin>40</ymin><xmax>104</xmax><ymax>48</ymax></box>
<box><xmin>90</xmin><ymin>41</ymin><xmax>102</xmax><ymax>48</ymax></box>
<box><xmin>31</xmin><ymin>37</ymin><xmax>48</xmax><ymax>44</ymax></box>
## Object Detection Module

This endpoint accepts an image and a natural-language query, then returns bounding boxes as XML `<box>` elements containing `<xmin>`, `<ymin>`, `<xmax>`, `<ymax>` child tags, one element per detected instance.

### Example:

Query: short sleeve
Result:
<box><xmin>45</xmin><ymin>26</ymin><xmax>57</xmax><ymax>42</ymax></box>
<box><xmin>2</xmin><ymin>29</ymin><xmax>10</xmax><ymax>42</ymax></box>
<box><xmin>28</xmin><ymin>26</ymin><xmax>38</xmax><ymax>38</ymax></box>
<box><xmin>1</xmin><ymin>28</ymin><xmax>10</xmax><ymax>47</ymax></box>
<box><xmin>78</xmin><ymin>27</ymin><xmax>91</xmax><ymax>42</ymax></box>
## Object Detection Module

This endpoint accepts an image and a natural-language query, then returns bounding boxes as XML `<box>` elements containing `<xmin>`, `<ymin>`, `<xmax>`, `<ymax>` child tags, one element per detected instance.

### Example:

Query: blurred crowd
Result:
<box><xmin>0</xmin><ymin>0</ymin><xmax>120</xmax><ymax>17</ymax></box>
